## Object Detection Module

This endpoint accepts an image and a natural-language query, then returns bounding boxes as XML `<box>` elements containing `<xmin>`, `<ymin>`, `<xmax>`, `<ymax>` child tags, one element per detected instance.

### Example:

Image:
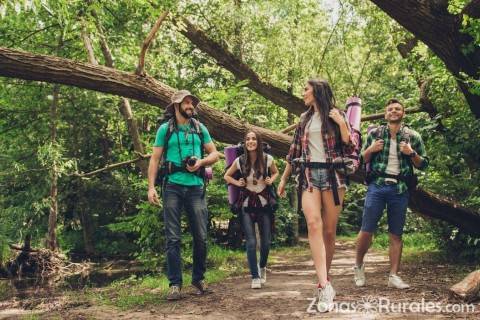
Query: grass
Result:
<box><xmin>83</xmin><ymin>244</ymin><xmax>246</xmax><ymax>310</ymax></box>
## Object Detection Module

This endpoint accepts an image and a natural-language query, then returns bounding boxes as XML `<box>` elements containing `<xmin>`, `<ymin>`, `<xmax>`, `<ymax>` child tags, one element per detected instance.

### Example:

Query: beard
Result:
<box><xmin>388</xmin><ymin>117</ymin><xmax>403</xmax><ymax>124</ymax></box>
<box><xmin>180</xmin><ymin>107</ymin><xmax>194</xmax><ymax>119</ymax></box>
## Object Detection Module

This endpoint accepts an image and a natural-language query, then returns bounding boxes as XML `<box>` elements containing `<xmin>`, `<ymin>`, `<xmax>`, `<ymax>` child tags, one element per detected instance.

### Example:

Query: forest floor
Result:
<box><xmin>1</xmin><ymin>239</ymin><xmax>479</xmax><ymax>319</ymax></box>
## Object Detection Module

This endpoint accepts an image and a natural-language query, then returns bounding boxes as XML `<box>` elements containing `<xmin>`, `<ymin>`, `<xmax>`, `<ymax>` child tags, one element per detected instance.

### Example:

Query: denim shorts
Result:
<box><xmin>360</xmin><ymin>183</ymin><xmax>409</xmax><ymax>236</ymax></box>
<box><xmin>306</xmin><ymin>168</ymin><xmax>347</xmax><ymax>191</ymax></box>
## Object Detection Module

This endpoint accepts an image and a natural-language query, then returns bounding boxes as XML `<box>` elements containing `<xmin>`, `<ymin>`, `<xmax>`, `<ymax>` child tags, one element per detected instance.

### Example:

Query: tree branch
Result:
<box><xmin>80</xmin><ymin>20</ymin><xmax>98</xmax><ymax>65</ymax></box>
<box><xmin>73</xmin><ymin>155</ymin><xmax>151</xmax><ymax>178</ymax></box>
<box><xmin>370</xmin><ymin>0</ymin><xmax>480</xmax><ymax>118</ymax></box>
<box><xmin>175</xmin><ymin>18</ymin><xmax>305</xmax><ymax>116</ymax></box>
<box><xmin>136</xmin><ymin>11</ymin><xmax>169</xmax><ymax>76</ymax></box>
<box><xmin>88</xmin><ymin>12</ymin><xmax>148</xmax><ymax>176</ymax></box>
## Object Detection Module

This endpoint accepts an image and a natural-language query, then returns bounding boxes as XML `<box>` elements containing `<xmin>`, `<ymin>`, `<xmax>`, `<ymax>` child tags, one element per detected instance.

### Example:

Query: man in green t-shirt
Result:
<box><xmin>148</xmin><ymin>90</ymin><xmax>219</xmax><ymax>301</ymax></box>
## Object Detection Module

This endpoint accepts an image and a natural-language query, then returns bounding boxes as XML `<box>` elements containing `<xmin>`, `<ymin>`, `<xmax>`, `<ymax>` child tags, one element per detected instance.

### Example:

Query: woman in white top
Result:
<box><xmin>277</xmin><ymin>79</ymin><xmax>356</xmax><ymax>312</ymax></box>
<box><xmin>224</xmin><ymin>130</ymin><xmax>279</xmax><ymax>289</ymax></box>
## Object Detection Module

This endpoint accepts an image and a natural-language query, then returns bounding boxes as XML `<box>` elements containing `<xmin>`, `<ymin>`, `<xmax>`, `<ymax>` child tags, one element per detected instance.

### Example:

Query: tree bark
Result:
<box><xmin>176</xmin><ymin>18</ymin><xmax>305</xmax><ymax>116</ymax></box>
<box><xmin>370</xmin><ymin>0</ymin><xmax>480</xmax><ymax>118</ymax></box>
<box><xmin>1</xmin><ymin>46</ymin><xmax>480</xmax><ymax>235</ymax></box>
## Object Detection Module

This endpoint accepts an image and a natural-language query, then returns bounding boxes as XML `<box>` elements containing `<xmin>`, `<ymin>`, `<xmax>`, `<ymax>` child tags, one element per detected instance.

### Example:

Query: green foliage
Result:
<box><xmin>0</xmin><ymin>0</ymin><xmax>479</xmax><ymax>265</ymax></box>
<box><xmin>107</xmin><ymin>200</ymin><xmax>164</xmax><ymax>268</ymax></box>
<box><xmin>338</xmin><ymin>184</ymin><xmax>366</xmax><ymax>235</ymax></box>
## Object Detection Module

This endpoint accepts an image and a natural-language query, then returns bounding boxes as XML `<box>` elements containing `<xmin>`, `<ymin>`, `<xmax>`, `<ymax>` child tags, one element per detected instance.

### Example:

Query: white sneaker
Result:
<box><xmin>388</xmin><ymin>274</ymin><xmax>410</xmax><ymax>289</ymax></box>
<box><xmin>260</xmin><ymin>267</ymin><xmax>267</xmax><ymax>284</ymax></box>
<box><xmin>251</xmin><ymin>278</ymin><xmax>261</xmax><ymax>289</ymax></box>
<box><xmin>353</xmin><ymin>263</ymin><xmax>366</xmax><ymax>287</ymax></box>
<box><xmin>317</xmin><ymin>282</ymin><xmax>335</xmax><ymax>313</ymax></box>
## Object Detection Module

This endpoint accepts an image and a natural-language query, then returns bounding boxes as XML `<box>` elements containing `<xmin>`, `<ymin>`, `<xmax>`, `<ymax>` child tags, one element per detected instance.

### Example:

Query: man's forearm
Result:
<box><xmin>201</xmin><ymin>152</ymin><xmax>219</xmax><ymax>166</ymax></box>
<box><xmin>411</xmin><ymin>153</ymin><xmax>424</xmax><ymax>168</ymax></box>
<box><xmin>362</xmin><ymin>148</ymin><xmax>373</xmax><ymax>163</ymax></box>
<box><xmin>148</xmin><ymin>159</ymin><xmax>159</xmax><ymax>189</ymax></box>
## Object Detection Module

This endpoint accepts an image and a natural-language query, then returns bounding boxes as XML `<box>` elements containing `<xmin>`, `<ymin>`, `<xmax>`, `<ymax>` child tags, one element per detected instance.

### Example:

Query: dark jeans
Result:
<box><xmin>241</xmin><ymin>208</ymin><xmax>272</xmax><ymax>279</ymax></box>
<box><xmin>163</xmin><ymin>183</ymin><xmax>208</xmax><ymax>287</ymax></box>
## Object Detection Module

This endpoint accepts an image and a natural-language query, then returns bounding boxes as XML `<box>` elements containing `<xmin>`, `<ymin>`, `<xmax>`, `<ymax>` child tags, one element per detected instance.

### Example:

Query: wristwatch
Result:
<box><xmin>409</xmin><ymin>151</ymin><xmax>417</xmax><ymax>158</ymax></box>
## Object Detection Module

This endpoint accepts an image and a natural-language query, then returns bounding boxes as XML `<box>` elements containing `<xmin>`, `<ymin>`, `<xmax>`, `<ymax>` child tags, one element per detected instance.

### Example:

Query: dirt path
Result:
<box><xmin>2</xmin><ymin>240</ymin><xmax>479</xmax><ymax>319</ymax></box>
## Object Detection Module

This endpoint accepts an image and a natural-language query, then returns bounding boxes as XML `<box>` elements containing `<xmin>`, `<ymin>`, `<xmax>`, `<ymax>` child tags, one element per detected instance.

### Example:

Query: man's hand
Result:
<box><xmin>368</xmin><ymin>139</ymin><xmax>384</xmax><ymax>153</ymax></box>
<box><xmin>148</xmin><ymin>188</ymin><xmax>160</xmax><ymax>206</ymax></box>
<box><xmin>186</xmin><ymin>158</ymin><xmax>203</xmax><ymax>172</ymax></box>
<box><xmin>399</xmin><ymin>141</ymin><xmax>414</xmax><ymax>155</ymax></box>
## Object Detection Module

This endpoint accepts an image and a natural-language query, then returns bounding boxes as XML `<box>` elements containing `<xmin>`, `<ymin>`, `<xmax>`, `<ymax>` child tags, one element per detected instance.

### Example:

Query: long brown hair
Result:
<box><xmin>243</xmin><ymin>130</ymin><xmax>265</xmax><ymax>179</ymax></box>
<box><xmin>304</xmin><ymin>79</ymin><xmax>341</xmax><ymax>140</ymax></box>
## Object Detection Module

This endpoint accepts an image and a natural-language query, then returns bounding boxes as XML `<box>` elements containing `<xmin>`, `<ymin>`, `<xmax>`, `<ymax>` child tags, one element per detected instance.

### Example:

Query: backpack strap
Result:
<box><xmin>238</xmin><ymin>154</ymin><xmax>247</xmax><ymax>180</ymax></box>
<box><xmin>190</xmin><ymin>118</ymin><xmax>205</xmax><ymax>159</ymax></box>
<box><xmin>263</xmin><ymin>154</ymin><xmax>269</xmax><ymax>179</ymax></box>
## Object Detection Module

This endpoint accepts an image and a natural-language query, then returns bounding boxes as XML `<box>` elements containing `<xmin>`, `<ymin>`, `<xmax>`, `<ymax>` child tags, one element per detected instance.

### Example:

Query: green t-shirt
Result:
<box><xmin>153</xmin><ymin>121</ymin><xmax>212</xmax><ymax>186</ymax></box>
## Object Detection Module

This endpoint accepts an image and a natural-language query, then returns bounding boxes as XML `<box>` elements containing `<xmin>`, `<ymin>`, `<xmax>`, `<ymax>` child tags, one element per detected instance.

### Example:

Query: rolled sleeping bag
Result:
<box><xmin>224</xmin><ymin>145</ymin><xmax>241</xmax><ymax>205</ymax></box>
<box><xmin>345</xmin><ymin>96</ymin><xmax>362</xmax><ymax>132</ymax></box>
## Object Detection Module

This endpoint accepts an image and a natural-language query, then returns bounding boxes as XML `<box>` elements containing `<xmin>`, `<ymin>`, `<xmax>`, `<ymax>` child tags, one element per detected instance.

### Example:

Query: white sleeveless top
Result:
<box><xmin>307</xmin><ymin>112</ymin><xmax>327</xmax><ymax>162</ymax></box>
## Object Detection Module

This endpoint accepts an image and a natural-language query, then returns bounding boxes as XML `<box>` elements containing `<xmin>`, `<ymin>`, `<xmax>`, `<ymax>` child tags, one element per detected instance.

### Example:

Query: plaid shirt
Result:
<box><xmin>362</xmin><ymin>124</ymin><xmax>429</xmax><ymax>194</ymax></box>
<box><xmin>286</xmin><ymin>108</ymin><xmax>359</xmax><ymax>191</ymax></box>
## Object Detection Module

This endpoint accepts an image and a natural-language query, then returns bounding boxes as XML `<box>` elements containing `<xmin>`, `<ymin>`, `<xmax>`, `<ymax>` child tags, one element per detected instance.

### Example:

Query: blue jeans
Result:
<box><xmin>241</xmin><ymin>208</ymin><xmax>272</xmax><ymax>279</ymax></box>
<box><xmin>360</xmin><ymin>183</ymin><xmax>409</xmax><ymax>236</ymax></box>
<box><xmin>163</xmin><ymin>183</ymin><xmax>208</xmax><ymax>287</ymax></box>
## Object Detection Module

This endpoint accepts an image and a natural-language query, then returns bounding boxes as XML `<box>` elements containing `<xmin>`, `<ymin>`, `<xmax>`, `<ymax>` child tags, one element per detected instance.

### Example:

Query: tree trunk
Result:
<box><xmin>47</xmin><ymin>85</ymin><xmax>60</xmax><ymax>251</ymax></box>
<box><xmin>1</xmin><ymin>47</ymin><xmax>480</xmax><ymax>235</ymax></box>
<box><xmin>450</xmin><ymin>270</ymin><xmax>480</xmax><ymax>302</ymax></box>
<box><xmin>369</xmin><ymin>0</ymin><xmax>480</xmax><ymax>118</ymax></box>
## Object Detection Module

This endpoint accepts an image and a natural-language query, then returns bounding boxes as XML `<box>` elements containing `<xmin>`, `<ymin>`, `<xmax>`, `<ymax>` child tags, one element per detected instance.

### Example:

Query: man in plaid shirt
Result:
<box><xmin>353</xmin><ymin>98</ymin><xmax>429</xmax><ymax>289</ymax></box>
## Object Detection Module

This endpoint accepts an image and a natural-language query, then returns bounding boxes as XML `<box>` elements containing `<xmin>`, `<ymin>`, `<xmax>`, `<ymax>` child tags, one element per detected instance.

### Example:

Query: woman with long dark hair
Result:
<box><xmin>224</xmin><ymin>130</ymin><xmax>279</xmax><ymax>289</ymax></box>
<box><xmin>278</xmin><ymin>79</ymin><xmax>357</xmax><ymax>312</ymax></box>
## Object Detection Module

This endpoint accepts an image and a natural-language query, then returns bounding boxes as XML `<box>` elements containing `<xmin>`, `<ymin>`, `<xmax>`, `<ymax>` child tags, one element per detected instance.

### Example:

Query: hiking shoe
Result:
<box><xmin>317</xmin><ymin>282</ymin><xmax>335</xmax><ymax>313</ymax></box>
<box><xmin>353</xmin><ymin>263</ymin><xmax>366</xmax><ymax>287</ymax></box>
<box><xmin>388</xmin><ymin>274</ymin><xmax>410</xmax><ymax>289</ymax></box>
<box><xmin>166</xmin><ymin>285</ymin><xmax>182</xmax><ymax>301</ymax></box>
<box><xmin>191</xmin><ymin>280</ymin><xmax>213</xmax><ymax>295</ymax></box>
<box><xmin>260</xmin><ymin>267</ymin><xmax>267</xmax><ymax>284</ymax></box>
<box><xmin>251</xmin><ymin>278</ymin><xmax>262</xmax><ymax>289</ymax></box>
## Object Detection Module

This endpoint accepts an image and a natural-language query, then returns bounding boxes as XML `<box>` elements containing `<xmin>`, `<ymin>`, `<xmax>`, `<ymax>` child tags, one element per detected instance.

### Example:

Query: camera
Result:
<box><xmin>184</xmin><ymin>156</ymin><xmax>198</xmax><ymax>167</ymax></box>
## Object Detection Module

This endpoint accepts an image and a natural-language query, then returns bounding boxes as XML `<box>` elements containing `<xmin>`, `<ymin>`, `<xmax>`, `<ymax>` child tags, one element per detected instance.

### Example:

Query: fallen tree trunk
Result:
<box><xmin>0</xmin><ymin>46</ymin><xmax>291</xmax><ymax>155</ymax></box>
<box><xmin>1</xmin><ymin>46</ymin><xmax>480</xmax><ymax>235</ymax></box>
<box><xmin>450</xmin><ymin>270</ymin><xmax>480</xmax><ymax>302</ymax></box>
